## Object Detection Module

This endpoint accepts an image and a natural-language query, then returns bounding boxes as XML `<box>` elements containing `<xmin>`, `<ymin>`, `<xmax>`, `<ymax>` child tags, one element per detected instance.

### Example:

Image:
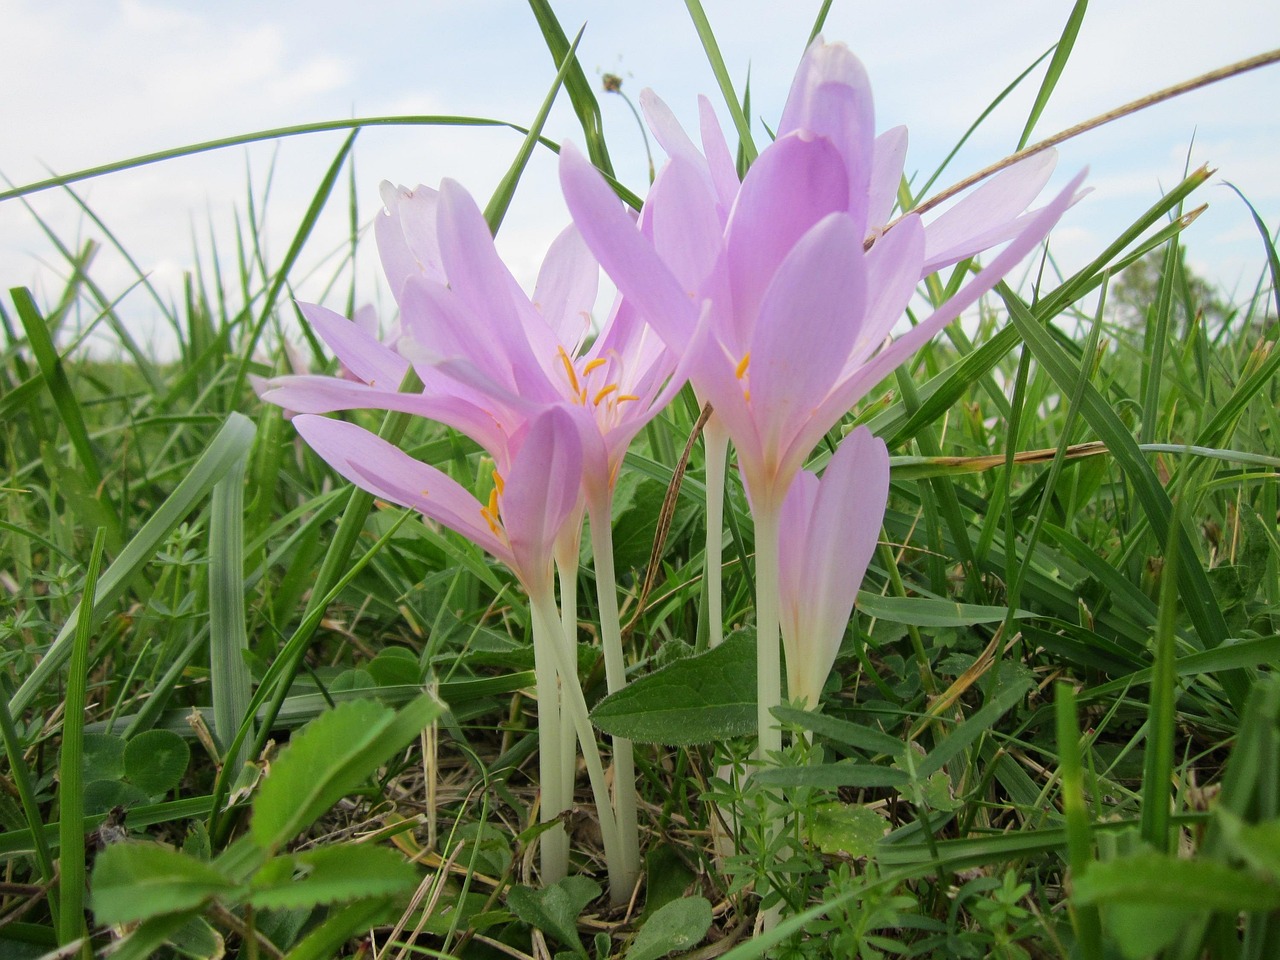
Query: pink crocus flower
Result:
<box><xmin>559</xmin><ymin>39</ymin><xmax>1086</xmax><ymax>757</ymax></box>
<box><xmin>778</xmin><ymin>426</ymin><xmax>889</xmax><ymax>710</ymax></box>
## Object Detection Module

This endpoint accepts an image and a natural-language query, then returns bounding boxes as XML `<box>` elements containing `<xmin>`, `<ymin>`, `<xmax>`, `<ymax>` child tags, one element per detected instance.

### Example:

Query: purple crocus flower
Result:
<box><xmin>559</xmin><ymin>37</ymin><xmax>1086</xmax><ymax>756</ymax></box>
<box><xmin>778</xmin><ymin>427</ymin><xmax>889</xmax><ymax>709</ymax></box>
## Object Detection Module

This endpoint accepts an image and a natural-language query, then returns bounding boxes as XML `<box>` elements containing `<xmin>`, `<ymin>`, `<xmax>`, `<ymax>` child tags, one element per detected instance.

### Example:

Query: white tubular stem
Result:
<box><xmin>703</xmin><ymin>418</ymin><xmax>730</xmax><ymax>650</ymax></box>
<box><xmin>531</xmin><ymin>589</ymin><xmax>628</xmax><ymax>906</ymax></box>
<box><xmin>588</xmin><ymin>504</ymin><xmax>641</xmax><ymax>893</ymax></box>
<box><xmin>753</xmin><ymin>501</ymin><xmax>783</xmax><ymax>762</ymax></box>
<box><xmin>529</xmin><ymin>594</ymin><xmax>568</xmax><ymax>884</ymax></box>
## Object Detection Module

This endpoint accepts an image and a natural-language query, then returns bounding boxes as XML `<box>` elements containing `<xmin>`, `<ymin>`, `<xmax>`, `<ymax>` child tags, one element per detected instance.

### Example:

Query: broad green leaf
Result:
<box><xmin>856</xmin><ymin>593</ymin><xmax>1030</xmax><ymax>627</ymax></box>
<box><xmin>82</xmin><ymin>732</ymin><xmax>127</xmax><ymax>781</ymax></box>
<box><xmin>808</xmin><ymin>803</ymin><xmax>888</xmax><ymax>858</ymax></box>
<box><xmin>91</xmin><ymin>842</ymin><xmax>239</xmax><ymax>924</ymax></box>
<box><xmin>251</xmin><ymin>693</ymin><xmax>443</xmax><ymax>850</ymax></box>
<box><xmin>1217</xmin><ymin>808</ymin><xmax>1280</xmax><ymax>880</ymax></box>
<box><xmin>507</xmin><ymin>875</ymin><xmax>601</xmax><ymax>955</ymax></box>
<box><xmin>249</xmin><ymin>845</ymin><xmax>417</xmax><ymax>910</ymax></box>
<box><xmin>590</xmin><ymin>632</ymin><xmax>755</xmax><ymax>746</ymax></box>
<box><xmin>640</xmin><ymin>845</ymin><xmax>696</xmax><ymax>922</ymax></box>
<box><xmin>1073</xmin><ymin>853</ymin><xmax>1280</xmax><ymax>911</ymax></box>
<box><xmin>124</xmin><ymin>729</ymin><xmax>190</xmax><ymax>796</ymax></box>
<box><xmin>771</xmin><ymin>706</ymin><xmax>904</xmax><ymax>757</ymax></box>
<box><xmin>625</xmin><ymin>895</ymin><xmax>712</xmax><ymax>960</ymax></box>
<box><xmin>753</xmin><ymin>762</ymin><xmax>909</xmax><ymax>790</ymax></box>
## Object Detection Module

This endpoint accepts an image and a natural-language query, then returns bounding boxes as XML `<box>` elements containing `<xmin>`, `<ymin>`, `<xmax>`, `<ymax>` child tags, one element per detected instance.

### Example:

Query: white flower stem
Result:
<box><xmin>554</xmin><ymin>537</ymin><xmax>581</xmax><ymax>840</ymax></box>
<box><xmin>531</xmin><ymin>589</ymin><xmax>628</xmax><ymax>906</ymax></box>
<box><xmin>703</xmin><ymin>417</ymin><xmax>730</xmax><ymax>649</ymax></box>
<box><xmin>529</xmin><ymin>594</ymin><xmax>568</xmax><ymax>884</ymax></box>
<box><xmin>753</xmin><ymin>499</ymin><xmax>783</xmax><ymax>761</ymax></box>
<box><xmin>588</xmin><ymin>505</ymin><xmax>642</xmax><ymax>893</ymax></box>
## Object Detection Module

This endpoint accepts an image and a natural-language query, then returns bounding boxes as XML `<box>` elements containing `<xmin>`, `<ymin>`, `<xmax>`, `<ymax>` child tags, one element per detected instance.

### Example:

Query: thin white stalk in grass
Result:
<box><xmin>529</xmin><ymin>588</ymin><xmax>627</xmax><ymax>906</ymax></box>
<box><xmin>529</xmin><ymin>601</ymin><xmax>569</xmax><ymax>884</ymax></box>
<box><xmin>753</xmin><ymin>502</ymin><xmax>783</xmax><ymax>761</ymax></box>
<box><xmin>554</xmin><ymin>529</ymin><xmax>581</xmax><ymax>843</ymax></box>
<box><xmin>587</xmin><ymin>505</ymin><xmax>642</xmax><ymax>892</ymax></box>
<box><xmin>703</xmin><ymin>417</ymin><xmax>730</xmax><ymax>649</ymax></box>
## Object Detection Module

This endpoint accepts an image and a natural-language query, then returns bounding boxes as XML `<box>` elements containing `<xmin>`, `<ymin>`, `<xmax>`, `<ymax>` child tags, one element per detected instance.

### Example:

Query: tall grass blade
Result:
<box><xmin>485</xmin><ymin>26</ymin><xmax>585</xmax><ymax>233</ymax></box>
<box><xmin>0</xmin><ymin>675</ymin><xmax>59</xmax><ymax>926</ymax></box>
<box><xmin>1016</xmin><ymin>0</ymin><xmax>1088</xmax><ymax>150</ymax></box>
<box><xmin>7</xmin><ymin>412</ymin><xmax>257</xmax><ymax>714</ymax></box>
<box><xmin>684</xmin><ymin>0</ymin><xmax>758</xmax><ymax>166</ymax></box>
<box><xmin>57</xmin><ymin>527</ymin><xmax>107</xmax><ymax>945</ymax></box>
<box><xmin>526</xmin><ymin>0</ymin><xmax>615</xmax><ymax>177</ymax></box>
<box><xmin>209</xmin><ymin>446</ymin><xmax>253</xmax><ymax>772</ymax></box>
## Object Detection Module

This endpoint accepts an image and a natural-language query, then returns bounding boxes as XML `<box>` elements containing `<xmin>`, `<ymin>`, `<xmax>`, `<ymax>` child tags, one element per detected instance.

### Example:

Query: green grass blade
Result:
<box><xmin>806</xmin><ymin>0</ymin><xmax>834</xmax><ymax>45</ymax></box>
<box><xmin>209</xmin><ymin>446</ymin><xmax>253</xmax><ymax>772</ymax></box>
<box><xmin>1222</xmin><ymin>181</ymin><xmax>1280</xmax><ymax>322</ymax></box>
<box><xmin>7</xmin><ymin>412</ymin><xmax>257</xmax><ymax>715</ymax></box>
<box><xmin>1140</xmin><ymin>237</ymin><xmax>1180</xmax><ymax>444</ymax></box>
<box><xmin>999</xmin><ymin>283</ymin><xmax>1243</xmax><ymax>707</ymax></box>
<box><xmin>0</xmin><ymin>675</ymin><xmax>59</xmax><ymax>925</ymax></box>
<box><xmin>526</xmin><ymin>0</ymin><xmax>615</xmax><ymax>177</ymax></box>
<box><xmin>684</xmin><ymin>0</ymin><xmax>757</xmax><ymax>166</ymax></box>
<box><xmin>57</xmin><ymin>527</ymin><xmax>107</xmax><ymax>945</ymax></box>
<box><xmin>1017</xmin><ymin>0</ymin><xmax>1088</xmax><ymax>149</ymax></box>
<box><xmin>11</xmin><ymin>287</ymin><xmax>106</xmax><ymax>492</ymax></box>
<box><xmin>485</xmin><ymin>25</ymin><xmax>585</xmax><ymax>233</ymax></box>
<box><xmin>230</xmin><ymin>130</ymin><xmax>358</xmax><ymax>401</ymax></box>
<box><xmin>1055</xmin><ymin>683</ymin><xmax>1103</xmax><ymax>960</ymax></box>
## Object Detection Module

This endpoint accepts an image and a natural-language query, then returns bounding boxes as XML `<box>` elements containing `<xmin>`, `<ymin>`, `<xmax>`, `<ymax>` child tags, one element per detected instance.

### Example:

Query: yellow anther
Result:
<box><xmin>617</xmin><ymin>393</ymin><xmax>640</xmax><ymax>403</ymax></box>
<box><xmin>593</xmin><ymin>383</ymin><xmax>619</xmax><ymax>405</ymax></box>
<box><xmin>481</xmin><ymin>486</ymin><xmax>501</xmax><ymax>536</ymax></box>
<box><xmin>491</xmin><ymin>470</ymin><xmax>504</xmax><ymax>496</ymax></box>
<box><xmin>557</xmin><ymin>346</ymin><xmax>581</xmax><ymax>394</ymax></box>
<box><xmin>582</xmin><ymin>357</ymin><xmax>607</xmax><ymax>375</ymax></box>
<box><xmin>744</xmin><ymin>389</ymin><xmax>751</xmax><ymax>402</ymax></box>
<box><xmin>735</xmin><ymin>353</ymin><xmax>751</xmax><ymax>380</ymax></box>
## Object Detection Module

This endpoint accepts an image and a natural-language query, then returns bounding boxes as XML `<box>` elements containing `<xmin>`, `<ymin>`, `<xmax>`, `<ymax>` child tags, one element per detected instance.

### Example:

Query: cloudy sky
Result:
<box><xmin>2</xmin><ymin>0</ymin><xmax>1277</xmax><ymax>355</ymax></box>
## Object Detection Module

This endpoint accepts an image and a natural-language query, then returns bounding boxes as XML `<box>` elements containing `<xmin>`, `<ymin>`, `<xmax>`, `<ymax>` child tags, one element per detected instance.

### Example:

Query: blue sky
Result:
<box><xmin>2</xmin><ymin>0</ymin><xmax>1277</xmax><ymax>353</ymax></box>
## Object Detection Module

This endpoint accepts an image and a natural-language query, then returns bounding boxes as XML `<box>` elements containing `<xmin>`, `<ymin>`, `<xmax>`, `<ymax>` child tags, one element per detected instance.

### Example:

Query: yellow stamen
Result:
<box><xmin>557</xmin><ymin>346</ymin><xmax>581</xmax><ymax>394</ymax></box>
<box><xmin>481</xmin><ymin>486</ymin><xmax>501</xmax><ymax>536</ymax></box>
<box><xmin>491</xmin><ymin>470</ymin><xmax>504</xmax><ymax>496</ymax></box>
<box><xmin>582</xmin><ymin>357</ymin><xmax>607</xmax><ymax>375</ymax></box>
<box><xmin>735</xmin><ymin>353</ymin><xmax>751</xmax><ymax>380</ymax></box>
<box><xmin>593</xmin><ymin>383</ymin><xmax>619</xmax><ymax>405</ymax></box>
<box><xmin>616</xmin><ymin>393</ymin><xmax>640</xmax><ymax>403</ymax></box>
<box><xmin>744</xmin><ymin>389</ymin><xmax>751</xmax><ymax>402</ymax></box>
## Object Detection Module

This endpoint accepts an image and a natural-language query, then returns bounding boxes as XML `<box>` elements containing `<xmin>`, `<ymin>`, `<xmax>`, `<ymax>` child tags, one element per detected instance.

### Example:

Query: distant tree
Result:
<box><xmin>1107</xmin><ymin>247</ymin><xmax>1232</xmax><ymax>334</ymax></box>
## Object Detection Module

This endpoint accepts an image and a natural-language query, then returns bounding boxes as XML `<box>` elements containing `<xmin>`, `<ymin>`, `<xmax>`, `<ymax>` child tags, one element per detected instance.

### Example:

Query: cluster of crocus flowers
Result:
<box><xmin>560</xmin><ymin>36</ymin><xmax>1084</xmax><ymax>757</ymax></box>
<box><xmin>260</xmin><ymin>34</ymin><xmax>1083</xmax><ymax>901</ymax></box>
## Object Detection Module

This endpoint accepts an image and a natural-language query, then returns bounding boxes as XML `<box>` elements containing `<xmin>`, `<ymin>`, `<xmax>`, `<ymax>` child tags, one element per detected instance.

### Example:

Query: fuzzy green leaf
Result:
<box><xmin>248</xmin><ymin>845</ymin><xmax>418</xmax><ymax>910</ymax></box>
<box><xmin>507</xmin><ymin>875</ymin><xmax>600</xmax><ymax>955</ymax></box>
<box><xmin>590</xmin><ymin>632</ymin><xmax>755</xmax><ymax>746</ymax></box>
<box><xmin>1073</xmin><ymin>853</ymin><xmax>1280</xmax><ymax>911</ymax></box>
<box><xmin>625</xmin><ymin>895</ymin><xmax>712</xmax><ymax>960</ymax></box>
<box><xmin>91</xmin><ymin>842</ymin><xmax>239</xmax><ymax>924</ymax></box>
<box><xmin>808</xmin><ymin>803</ymin><xmax>888</xmax><ymax>858</ymax></box>
<box><xmin>250</xmin><ymin>693</ymin><xmax>443</xmax><ymax>851</ymax></box>
<box><xmin>124</xmin><ymin>729</ymin><xmax>190</xmax><ymax>796</ymax></box>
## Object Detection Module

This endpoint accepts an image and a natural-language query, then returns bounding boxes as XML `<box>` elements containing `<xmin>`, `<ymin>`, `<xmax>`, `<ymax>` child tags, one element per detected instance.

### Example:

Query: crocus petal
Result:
<box><xmin>532</xmin><ymin>224</ymin><xmax>598</xmax><ymax>355</ymax></box>
<box><xmin>921</xmin><ymin>149</ymin><xmax>1058</xmax><ymax>272</ymax></box>
<box><xmin>501</xmin><ymin>407</ymin><xmax>584</xmax><ymax>592</ymax></box>
<box><xmin>867</xmin><ymin>125</ymin><xmax>908</xmax><ymax>234</ymax></box>
<box><xmin>560</xmin><ymin>142</ymin><xmax>702</xmax><ymax>351</ymax></box>
<box><xmin>297</xmin><ymin>302</ymin><xmax>409</xmax><ymax>388</ymax></box>
<box><xmin>776</xmin><ymin>38</ymin><xmax>874</xmax><ymax>237</ymax></box>
<box><xmin>780</xmin><ymin>426</ymin><xmax>889</xmax><ymax>706</ymax></box>
<box><xmin>640</xmin><ymin>88</ymin><xmax>704</xmax><ymax>170</ymax></box>
<box><xmin>805</xmin><ymin>167</ymin><xmax>1089</xmax><ymax>447</ymax></box>
<box><xmin>260</xmin><ymin>375</ymin><xmax>508</xmax><ymax>457</ymax></box>
<box><xmin>376</xmin><ymin>181</ymin><xmax>445</xmax><ymax>298</ymax></box>
<box><xmin>647</xmin><ymin>155</ymin><xmax>725</xmax><ymax>295</ymax></box>
<box><xmin>698</xmin><ymin>95</ymin><xmax>739</xmax><ymax>216</ymax></box>
<box><xmin>724</xmin><ymin>132</ymin><xmax>849</xmax><ymax>344</ymax></box>
<box><xmin>746</xmin><ymin>212</ymin><xmax>864</xmax><ymax>494</ymax></box>
<box><xmin>436</xmin><ymin>179</ymin><xmax>562</xmax><ymax>368</ymax></box>
<box><xmin>292</xmin><ymin>414</ymin><xmax>513</xmax><ymax>564</ymax></box>
<box><xmin>845</xmin><ymin>213</ymin><xmax>925</xmax><ymax>370</ymax></box>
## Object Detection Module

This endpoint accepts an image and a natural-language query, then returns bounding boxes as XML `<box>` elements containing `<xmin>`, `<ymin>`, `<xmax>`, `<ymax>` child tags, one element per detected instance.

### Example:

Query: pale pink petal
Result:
<box><xmin>501</xmin><ymin>407</ymin><xmax>583</xmax><ymax>591</ymax></box>
<box><xmin>776</xmin><ymin>39</ymin><xmax>874</xmax><ymax>237</ymax></box>
<box><xmin>921</xmin><ymin>150</ymin><xmax>1058</xmax><ymax>272</ymax></box>
<box><xmin>746</xmin><ymin>212</ymin><xmax>864</xmax><ymax>489</ymax></box>
<box><xmin>375</xmin><ymin>181</ymin><xmax>444</xmax><ymax>299</ymax></box>
<box><xmin>698</xmin><ymin>95</ymin><xmax>739</xmax><ymax>216</ymax></box>
<box><xmin>298</xmin><ymin>302</ymin><xmax>409</xmax><ymax>388</ymax></box>
<box><xmin>532</xmin><ymin>224</ymin><xmax>598</xmax><ymax>354</ymax></box>
<box><xmin>845</xmin><ymin>214</ymin><xmax>925</xmax><ymax>369</ymax></box>
<box><xmin>292</xmin><ymin>414</ymin><xmax>512</xmax><ymax>564</ymax></box>
<box><xmin>559</xmin><ymin>142</ymin><xmax>702</xmax><ymax>351</ymax></box>
<box><xmin>639</xmin><ymin>88</ymin><xmax>703</xmax><ymax>169</ymax></box>
<box><xmin>647</xmin><ymin>156</ymin><xmax>724</xmax><ymax>295</ymax></box>
<box><xmin>867</xmin><ymin>125</ymin><xmax>908</xmax><ymax>233</ymax></box>
<box><xmin>803</xmin><ymin>167</ymin><xmax>1089</xmax><ymax>448</ymax></box>
<box><xmin>724</xmin><ymin>133</ymin><xmax>849</xmax><ymax>344</ymax></box>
